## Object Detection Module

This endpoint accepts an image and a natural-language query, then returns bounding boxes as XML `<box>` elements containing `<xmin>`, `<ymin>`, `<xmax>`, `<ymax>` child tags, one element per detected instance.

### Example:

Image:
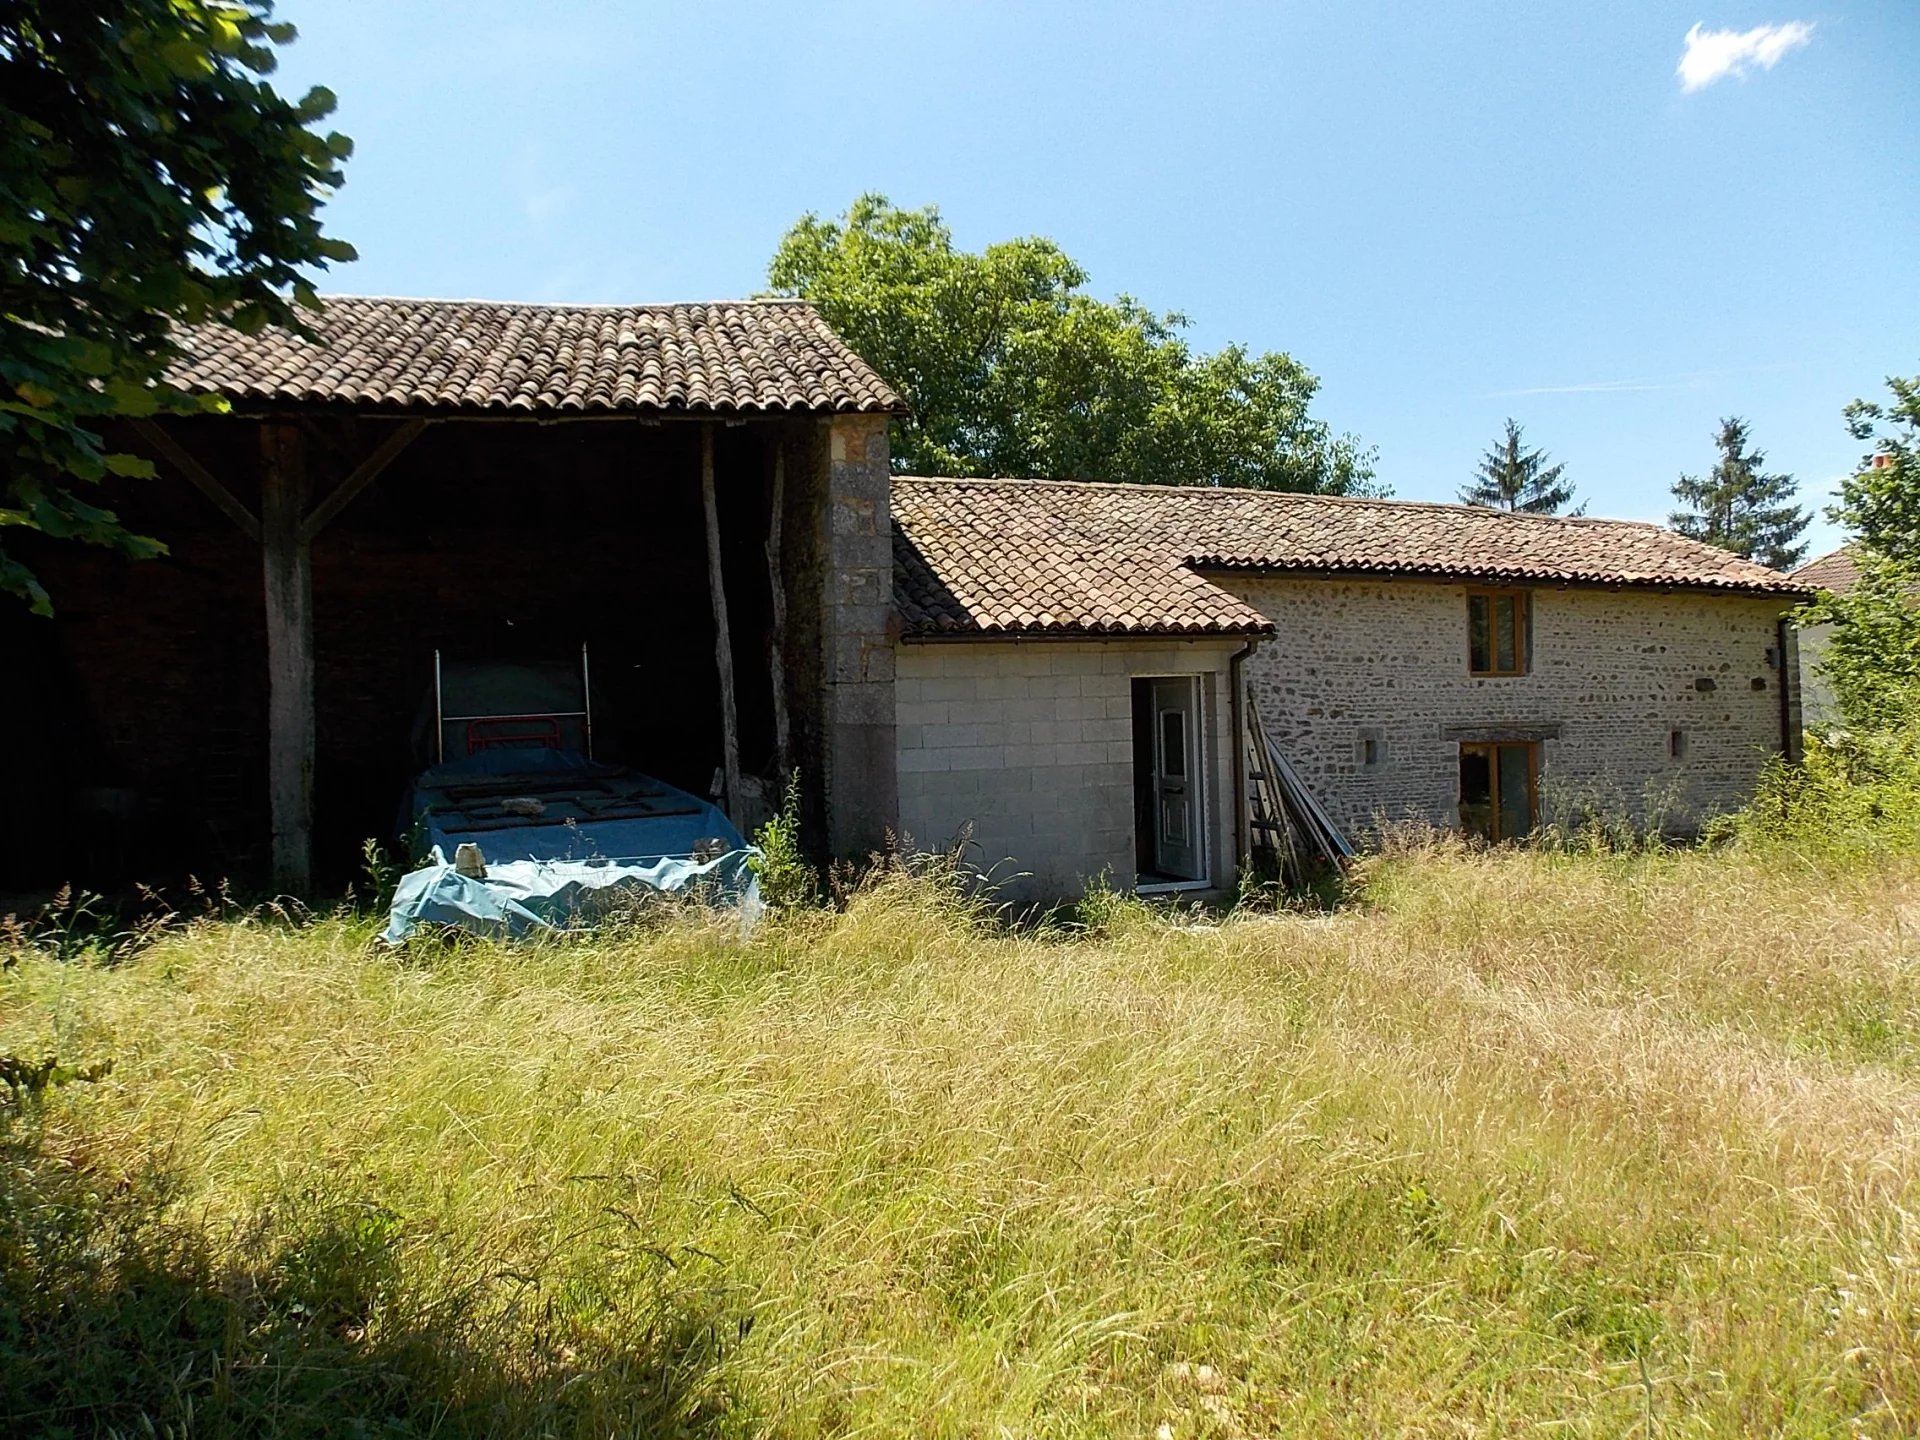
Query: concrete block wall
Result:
<box><xmin>896</xmin><ymin>638</ymin><xmax>1240</xmax><ymax>901</ymax></box>
<box><xmin>1226</xmin><ymin>576</ymin><xmax>1792</xmax><ymax>837</ymax></box>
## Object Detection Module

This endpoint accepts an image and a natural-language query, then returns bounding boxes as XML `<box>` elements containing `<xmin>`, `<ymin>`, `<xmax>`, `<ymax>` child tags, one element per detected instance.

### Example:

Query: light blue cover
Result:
<box><xmin>382</xmin><ymin>749</ymin><xmax>760</xmax><ymax>943</ymax></box>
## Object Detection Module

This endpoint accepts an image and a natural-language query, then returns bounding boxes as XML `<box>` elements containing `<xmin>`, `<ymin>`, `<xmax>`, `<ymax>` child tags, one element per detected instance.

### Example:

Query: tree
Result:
<box><xmin>1805</xmin><ymin>557</ymin><xmax>1920</xmax><ymax>731</ymax></box>
<box><xmin>1801</xmin><ymin>371</ymin><xmax>1920</xmax><ymax>730</ymax></box>
<box><xmin>766</xmin><ymin>195</ymin><xmax>1378</xmax><ymax>494</ymax></box>
<box><xmin>1669</xmin><ymin>417</ymin><xmax>1808</xmax><ymax>570</ymax></box>
<box><xmin>2</xmin><ymin>1</ymin><xmax>354</xmax><ymax>614</ymax></box>
<box><xmin>1833</xmin><ymin>371</ymin><xmax>1920</xmax><ymax>561</ymax></box>
<box><xmin>1458</xmin><ymin>419</ymin><xmax>1580</xmax><ymax>514</ymax></box>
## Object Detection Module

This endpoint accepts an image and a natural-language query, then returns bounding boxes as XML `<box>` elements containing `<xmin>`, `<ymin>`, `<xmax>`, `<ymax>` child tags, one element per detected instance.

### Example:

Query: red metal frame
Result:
<box><xmin>435</xmin><ymin>645</ymin><xmax>593</xmax><ymax>763</ymax></box>
<box><xmin>465</xmin><ymin>715</ymin><xmax>564</xmax><ymax>755</ymax></box>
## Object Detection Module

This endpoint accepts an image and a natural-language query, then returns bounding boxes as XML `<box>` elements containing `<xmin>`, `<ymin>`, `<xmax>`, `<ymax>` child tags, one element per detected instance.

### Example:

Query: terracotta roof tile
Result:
<box><xmin>1792</xmin><ymin>544</ymin><xmax>1863</xmax><ymax>595</ymax></box>
<box><xmin>168</xmin><ymin>295</ymin><xmax>906</xmax><ymax>415</ymax></box>
<box><xmin>892</xmin><ymin>477</ymin><xmax>1806</xmax><ymax>638</ymax></box>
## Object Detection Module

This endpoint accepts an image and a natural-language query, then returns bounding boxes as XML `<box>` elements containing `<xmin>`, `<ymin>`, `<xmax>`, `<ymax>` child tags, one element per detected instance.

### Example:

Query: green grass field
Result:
<box><xmin>4</xmin><ymin>843</ymin><xmax>1919</xmax><ymax>1437</ymax></box>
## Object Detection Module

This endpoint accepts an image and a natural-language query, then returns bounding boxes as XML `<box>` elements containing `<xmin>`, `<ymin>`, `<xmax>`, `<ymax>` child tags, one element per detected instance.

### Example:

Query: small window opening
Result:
<box><xmin>1356</xmin><ymin>727</ymin><xmax>1386</xmax><ymax>770</ymax></box>
<box><xmin>1669</xmin><ymin>729</ymin><xmax>1687</xmax><ymax>760</ymax></box>
<box><xmin>1468</xmin><ymin>591</ymin><xmax>1529</xmax><ymax>676</ymax></box>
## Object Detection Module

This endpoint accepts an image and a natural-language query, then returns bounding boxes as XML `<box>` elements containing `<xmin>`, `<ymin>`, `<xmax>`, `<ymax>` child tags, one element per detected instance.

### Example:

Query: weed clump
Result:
<box><xmin>749</xmin><ymin>772</ymin><xmax>816</xmax><ymax>911</ymax></box>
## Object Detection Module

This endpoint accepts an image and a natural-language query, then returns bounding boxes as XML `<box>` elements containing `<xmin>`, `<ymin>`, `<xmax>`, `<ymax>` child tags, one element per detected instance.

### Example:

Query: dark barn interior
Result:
<box><xmin>2</xmin><ymin>412</ymin><xmax>825</xmax><ymax>894</ymax></box>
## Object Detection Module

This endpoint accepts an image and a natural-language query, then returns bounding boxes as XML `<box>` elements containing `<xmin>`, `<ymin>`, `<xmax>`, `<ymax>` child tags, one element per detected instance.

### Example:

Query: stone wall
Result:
<box><xmin>896</xmin><ymin>638</ymin><xmax>1239</xmax><ymax>900</ymax></box>
<box><xmin>1226</xmin><ymin>576</ymin><xmax>1793</xmax><ymax>837</ymax></box>
<box><xmin>819</xmin><ymin>414</ymin><xmax>898</xmax><ymax>858</ymax></box>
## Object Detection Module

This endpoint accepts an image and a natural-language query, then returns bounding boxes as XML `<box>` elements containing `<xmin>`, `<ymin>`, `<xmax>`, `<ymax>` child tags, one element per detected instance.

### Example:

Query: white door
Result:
<box><xmin>1151</xmin><ymin>677</ymin><xmax>1201</xmax><ymax>880</ymax></box>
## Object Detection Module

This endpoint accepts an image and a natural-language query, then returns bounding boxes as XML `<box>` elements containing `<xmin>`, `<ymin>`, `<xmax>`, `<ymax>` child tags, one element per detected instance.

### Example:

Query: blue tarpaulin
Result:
<box><xmin>382</xmin><ymin>748</ymin><xmax>759</xmax><ymax>943</ymax></box>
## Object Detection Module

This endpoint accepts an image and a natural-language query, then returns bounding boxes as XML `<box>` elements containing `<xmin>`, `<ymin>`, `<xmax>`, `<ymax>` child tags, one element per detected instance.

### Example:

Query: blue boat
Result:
<box><xmin>383</xmin><ymin>650</ymin><xmax>758</xmax><ymax>943</ymax></box>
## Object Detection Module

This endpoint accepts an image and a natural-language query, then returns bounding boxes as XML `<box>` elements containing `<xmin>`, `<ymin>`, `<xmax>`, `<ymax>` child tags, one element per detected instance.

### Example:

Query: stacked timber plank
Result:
<box><xmin>1246</xmin><ymin>701</ymin><xmax>1354</xmax><ymax>887</ymax></box>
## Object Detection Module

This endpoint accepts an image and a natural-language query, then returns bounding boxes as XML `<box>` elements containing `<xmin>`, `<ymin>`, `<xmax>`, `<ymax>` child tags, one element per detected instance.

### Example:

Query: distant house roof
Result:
<box><xmin>167</xmin><ymin>295</ymin><xmax>907</xmax><ymax>416</ymax></box>
<box><xmin>892</xmin><ymin>477</ymin><xmax>1808</xmax><ymax>638</ymax></box>
<box><xmin>1793</xmin><ymin>544</ymin><xmax>1863</xmax><ymax>595</ymax></box>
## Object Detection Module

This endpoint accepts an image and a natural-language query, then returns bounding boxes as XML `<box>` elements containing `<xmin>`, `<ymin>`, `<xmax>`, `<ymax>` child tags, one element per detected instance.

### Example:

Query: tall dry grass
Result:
<box><xmin>4</xmin><ymin>842</ymin><xmax>1918</xmax><ymax>1436</ymax></box>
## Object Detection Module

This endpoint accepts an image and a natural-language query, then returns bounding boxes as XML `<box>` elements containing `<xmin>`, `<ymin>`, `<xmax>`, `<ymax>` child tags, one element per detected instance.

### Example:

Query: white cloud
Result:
<box><xmin>510</xmin><ymin>144</ymin><xmax>574</xmax><ymax>234</ymax></box>
<box><xmin>1678</xmin><ymin>20</ymin><xmax>1814</xmax><ymax>92</ymax></box>
<box><xmin>523</xmin><ymin>183</ymin><xmax>574</xmax><ymax>229</ymax></box>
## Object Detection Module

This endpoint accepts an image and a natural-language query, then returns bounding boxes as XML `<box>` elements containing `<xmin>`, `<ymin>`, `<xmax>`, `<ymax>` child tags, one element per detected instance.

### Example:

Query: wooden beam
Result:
<box><xmin>700</xmin><ymin>423</ymin><xmax>744</xmax><ymax>828</ymax></box>
<box><xmin>260</xmin><ymin>421</ymin><xmax>314</xmax><ymax>894</ymax></box>
<box><xmin>300</xmin><ymin>417</ymin><xmax>429</xmax><ymax>543</ymax></box>
<box><xmin>130</xmin><ymin>418</ymin><xmax>260</xmax><ymax>542</ymax></box>
<box><xmin>764</xmin><ymin>441</ymin><xmax>791</xmax><ymax>779</ymax></box>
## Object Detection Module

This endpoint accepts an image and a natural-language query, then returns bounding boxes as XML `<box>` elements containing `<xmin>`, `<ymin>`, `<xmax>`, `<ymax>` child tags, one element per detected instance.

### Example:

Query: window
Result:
<box><xmin>1458</xmin><ymin>741</ymin><xmax>1538</xmax><ymax>842</ymax></box>
<box><xmin>1467</xmin><ymin>591</ymin><xmax>1529</xmax><ymax>676</ymax></box>
<box><xmin>1669</xmin><ymin>729</ymin><xmax>1687</xmax><ymax>760</ymax></box>
<box><xmin>1159</xmin><ymin>708</ymin><xmax>1187</xmax><ymax>779</ymax></box>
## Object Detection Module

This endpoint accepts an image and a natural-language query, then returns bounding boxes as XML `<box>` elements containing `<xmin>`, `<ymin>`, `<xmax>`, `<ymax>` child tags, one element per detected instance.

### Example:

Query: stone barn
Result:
<box><xmin>2</xmin><ymin>297</ymin><xmax>903</xmax><ymax>893</ymax></box>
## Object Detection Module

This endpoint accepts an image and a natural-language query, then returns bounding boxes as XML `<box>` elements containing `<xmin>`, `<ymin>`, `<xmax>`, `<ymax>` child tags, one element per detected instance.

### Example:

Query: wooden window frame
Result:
<box><xmin>1466</xmin><ymin>588</ymin><xmax>1531</xmax><ymax>677</ymax></box>
<box><xmin>1458</xmin><ymin>739</ymin><xmax>1540</xmax><ymax>843</ymax></box>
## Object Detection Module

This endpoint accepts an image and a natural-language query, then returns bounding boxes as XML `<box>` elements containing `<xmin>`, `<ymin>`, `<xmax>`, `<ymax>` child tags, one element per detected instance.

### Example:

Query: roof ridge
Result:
<box><xmin>891</xmin><ymin>470</ymin><xmax>1805</xmax><ymax>638</ymax></box>
<box><xmin>313</xmin><ymin>293</ymin><xmax>817</xmax><ymax>311</ymax></box>
<box><xmin>1791</xmin><ymin>540</ymin><xmax>1862</xmax><ymax>574</ymax></box>
<box><xmin>892</xmin><ymin>474</ymin><xmax>1667</xmax><ymax>531</ymax></box>
<box><xmin>168</xmin><ymin>295</ymin><xmax>905</xmax><ymax>414</ymax></box>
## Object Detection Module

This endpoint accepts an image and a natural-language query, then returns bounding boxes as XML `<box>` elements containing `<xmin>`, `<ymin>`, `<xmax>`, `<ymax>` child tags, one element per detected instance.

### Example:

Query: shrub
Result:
<box><xmin>1737</xmin><ymin>715</ymin><xmax>1920</xmax><ymax>855</ymax></box>
<box><xmin>750</xmin><ymin>772</ymin><xmax>817</xmax><ymax>910</ymax></box>
<box><xmin>1801</xmin><ymin>554</ymin><xmax>1920</xmax><ymax>734</ymax></box>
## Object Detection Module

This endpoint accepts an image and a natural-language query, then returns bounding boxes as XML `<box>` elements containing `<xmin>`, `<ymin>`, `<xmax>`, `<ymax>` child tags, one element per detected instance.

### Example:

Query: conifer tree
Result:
<box><xmin>1458</xmin><ymin>419</ymin><xmax>1581</xmax><ymax>514</ymax></box>
<box><xmin>1669</xmin><ymin>417</ymin><xmax>1808</xmax><ymax>570</ymax></box>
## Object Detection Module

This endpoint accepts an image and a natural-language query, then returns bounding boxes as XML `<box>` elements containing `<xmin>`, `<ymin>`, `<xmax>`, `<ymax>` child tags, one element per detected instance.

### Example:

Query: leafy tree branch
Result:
<box><xmin>767</xmin><ymin>195</ymin><xmax>1378</xmax><ymax>495</ymax></box>
<box><xmin>2</xmin><ymin>1</ymin><xmax>355</xmax><ymax>614</ymax></box>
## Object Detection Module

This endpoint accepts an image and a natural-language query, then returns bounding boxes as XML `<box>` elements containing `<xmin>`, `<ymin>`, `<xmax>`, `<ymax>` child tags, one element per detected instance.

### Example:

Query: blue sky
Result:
<box><xmin>271</xmin><ymin>1</ymin><xmax>1916</xmax><ymax>558</ymax></box>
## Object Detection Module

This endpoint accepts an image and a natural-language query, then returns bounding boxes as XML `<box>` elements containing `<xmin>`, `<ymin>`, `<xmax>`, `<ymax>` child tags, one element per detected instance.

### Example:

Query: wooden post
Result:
<box><xmin>260</xmin><ymin>422</ymin><xmax>314</xmax><ymax>894</ymax></box>
<box><xmin>701</xmin><ymin>424</ymin><xmax>743</xmax><ymax>826</ymax></box>
<box><xmin>763</xmin><ymin>441</ymin><xmax>791</xmax><ymax>780</ymax></box>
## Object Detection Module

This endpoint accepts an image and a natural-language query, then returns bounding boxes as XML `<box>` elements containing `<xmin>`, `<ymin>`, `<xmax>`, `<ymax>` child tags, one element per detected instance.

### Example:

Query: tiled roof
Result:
<box><xmin>167</xmin><ymin>296</ymin><xmax>906</xmax><ymax>415</ymax></box>
<box><xmin>894</xmin><ymin>480</ymin><xmax>1271</xmax><ymax>637</ymax></box>
<box><xmin>1793</xmin><ymin>544</ymin><xmax>1863</xmax><ymax>595</ymax></box>
<box><xmin>892</xmin><ymin>477</ymin><xmax>1806</xmax><ymax>638</ymax></box>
